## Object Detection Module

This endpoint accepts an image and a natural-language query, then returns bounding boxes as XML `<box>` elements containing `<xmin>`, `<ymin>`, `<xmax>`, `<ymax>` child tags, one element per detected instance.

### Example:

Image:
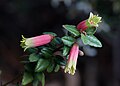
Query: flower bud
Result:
<box><xmin>77</xmin><ymin>12</ymin><xmax>102</xmax><ymax>32</ymax></box>
<box><xmin>79</xmin><ymin>50</ymin><xmax>84</xmax><ymax>56</ymax></box>
<box><xmin>77</xmin><ymin>20</ymin><xmax>88</xmax><ymax>32</ymax></box>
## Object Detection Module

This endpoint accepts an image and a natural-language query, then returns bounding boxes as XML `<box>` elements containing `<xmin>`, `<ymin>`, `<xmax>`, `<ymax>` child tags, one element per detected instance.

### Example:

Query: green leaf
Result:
<box><xmin>33</xmin><ymin>79</ymin><xmax>39</xmax><ymax>86</ymax></box>
<box><xmin>50</xmin><ymin>37</ymin><xmax>62</xmax><ymax>46</ymax></box>
<box><xmin>54</xmin><ymin>64</ymin><xmax>60</xmax><ymax>72</ymax></box>
<box><xmin>43</xmin><ymin>32</ymin><xmax>57</xmax><ymax>36</ymax></box>
<box><xmin>24</xmin><ymin>63</ymin><xmax>35</xmax><ymax>72</ymax></box>
<box><xmin>81</xmin><ymin>34</ymin><xmax>102</xmax><ymax>47</ymax></box>
<box><xmin>85</xmin><ymin>27</ymin><xmax>97</xmax><ymax>35</ymax></box>
<box><xmin>29</xmin><ymin>53</ymin><xmax>40</xmax><ymax>62</ymax></box>
<box><xmin>63</xmin><ymin>25</ymin><xmax>80</xmax><ymax>37</ymax></box>
<box><xmin>47</xmin><ymin>63</ymin><xmax>55</xmax><ymax>73</ymax></box>
<box><xmin>41</xmin><ymin>47</ymin><xmax>52</xmax><ymax>58</ymax></box>
<box><xmin>22</xmin><ymin>72</ymin><xmax>33</xmax><ymax>85</ymax></box>
<box><xmin>63</xmin><ymin>46</ymin><xmax>70</xmax><ymax>56</ymax></box>
<box><xmin>55</xmin><ymin>55</ymin><xmax>66</xmax><ymax>66</ymax></box>
<box><xmin>35</xmin><ymin>72</ymin><xmax>45</xmax><ymax>86</ymax></box>
<box><xmin>35</xmin><ymin>58</ymin><xmax>50</xmax><ymax>72</ymax></box>
<box><xmin>62</xmin><ymin>36</ymin><xmax>75</xmax><ymax>47</ymax></box>
<box><xmin>26</xmin><ymin>48</ymin><xmax>38</xmax><ymax>53</ymax></box>
<box><xmin>66</xmin><ymin>55</ymin><xmax>69</xmax><ymax>59</ymax></box>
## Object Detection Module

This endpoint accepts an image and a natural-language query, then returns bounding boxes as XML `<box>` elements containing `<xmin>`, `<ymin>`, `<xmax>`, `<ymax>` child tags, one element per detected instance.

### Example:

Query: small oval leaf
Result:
<box><xmin>41</xmin><ymin>47</ymin><xmax>52</xmax><ymax>58</ymax></box>
<box><xmin>54</xmin><ymin>64</ymin><xmax>60</xmax><ymax>72</ymax></box>
<box><xmin>35</xmin><ymin>58</ymin><xmax>50</xmax><ymax>72</ymax></box>
<box><xmin>43</xmin><ymin>32</ymin><xmax>57</xmax><ymax>36</ymax></box>
<box><xmin>35</xmin><ymin>72</ymin><xmax>45</xmax><ymax>86</ymax></box>
<box><xmin>55</xmin><ymin>55</ymin><xmax>66</xmax><ymax>66</ymax></box>
<box><xmin>22</xmin><ymin>72</ymin><xmax>33</xmax><ymax>85</ymax></box>
<box><xmin>47</xmin><ymin>63</ymin><xmax>55</xmax><ymax>73</ymax></box>
<box><xmin>63</xmin><ymin>25</ymin><xmax>80</xmax><ymax>37</ymax></box>
<box><xmin>50</xmin><ymin>37</ymin><xmax>62</xmax><ymax>46</ymax></box>
<box><xmin>81</xmin><ymin>33</ymin><xmax>102</xmax><ymax>47</ymax></box>
<box><xmin>62</xmin><ymin>36</ymin><xmax>75</xmax><ymax>47</ymax></box>
<box><xmin>26</xmin><ymin>48</ymin><xmax>38</xmax><ymax>53</ymax></box>
<box><xmin>63</xmin><ymin>46</ymin><xmax>70</xmax><ymax>56</ymax></box>
<box><xmin>29</xmin><ymin>53</ymin><xmax>39</xmax><ymax>62</ymax></box>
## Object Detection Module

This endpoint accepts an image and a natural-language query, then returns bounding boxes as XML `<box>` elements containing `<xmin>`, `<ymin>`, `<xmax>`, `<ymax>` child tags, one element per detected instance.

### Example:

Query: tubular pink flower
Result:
<box><xmin>64</xmin><ymin>43</ymin><xmax>79</xmax><ymax>75</ymax></box>
<box><xmin>20</xmin><ymin>34</ymin><xmax>54</xmax><ymax>50</ymax></box>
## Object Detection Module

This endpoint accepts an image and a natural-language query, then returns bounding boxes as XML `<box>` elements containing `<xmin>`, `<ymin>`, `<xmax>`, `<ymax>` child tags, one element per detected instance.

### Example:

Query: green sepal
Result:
<box><xmin>85</xmin><ymin>27</ymin><xmax>97</xmax><ymax>35</ymax></box>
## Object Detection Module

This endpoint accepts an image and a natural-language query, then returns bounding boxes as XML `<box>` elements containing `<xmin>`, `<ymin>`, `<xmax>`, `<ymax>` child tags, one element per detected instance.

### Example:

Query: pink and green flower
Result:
<box><xmin>64</xmin><ymin>43</ymin><xmax>79</xmax><ymax>75</ymax></box>
<box><xmin>88</xmin><ymin>12</ymin><xmax>102</xmax><ymax>27</ymax></box>
<box><xmin>20</xmin><ymin>34</ymin><xmax>54</xmax><ymax>51</ymax></box>
<box><xmin>77</xmin><ymin>12</ymin><xmax>102</xmax><ymax>32</ymax></box>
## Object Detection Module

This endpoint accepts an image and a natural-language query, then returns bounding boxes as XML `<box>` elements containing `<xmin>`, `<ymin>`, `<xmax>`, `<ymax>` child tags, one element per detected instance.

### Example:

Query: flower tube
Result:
<box><xmin>64</xmin><ymin>43</ymin><xmax>79</xmax><ymax>75</ymax></box>
<box><xmin>20</xmin><ymin>34</ymin><xmax>54</xmax><ymax>50</ymax></box>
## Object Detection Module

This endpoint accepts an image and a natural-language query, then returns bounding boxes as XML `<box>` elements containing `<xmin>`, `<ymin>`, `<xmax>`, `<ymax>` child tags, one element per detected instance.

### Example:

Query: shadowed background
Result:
<box><xmin>0</xmin><ymin>0</ymin><xmax>120</xmax><ymax>86</ymax></box>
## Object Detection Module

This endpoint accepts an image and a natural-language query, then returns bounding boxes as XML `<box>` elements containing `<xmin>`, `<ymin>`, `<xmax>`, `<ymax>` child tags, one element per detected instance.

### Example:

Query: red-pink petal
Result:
<box><xmin>77</xmin><ymin>20</ymin><xmax>88</xmax><ymax>31</ymax></box>
<box><xmin>68</xmin><ymin>43</ymin><xmax>79</xmax><ymax>62</ymax></box>
<box><xmin>31</xmin><ymin>34</ymin><xmax>53</xmax><ymax>47</ymax></box>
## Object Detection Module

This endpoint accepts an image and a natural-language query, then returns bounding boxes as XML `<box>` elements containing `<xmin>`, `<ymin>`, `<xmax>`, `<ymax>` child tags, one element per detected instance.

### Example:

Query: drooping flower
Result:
<box><xmin>64</xmin><ymin>43</ymin><xmax>79</xmax><ymax>75</ymax></box>
<box><xmin>20</xmin><ymin>34</ymin><xmax>54</xmax><ymax>51</ymax></box>
<box><xmin>77</xmin><ymin>12</ymin><xmax>102</xmax><ymax>32</ymax></box>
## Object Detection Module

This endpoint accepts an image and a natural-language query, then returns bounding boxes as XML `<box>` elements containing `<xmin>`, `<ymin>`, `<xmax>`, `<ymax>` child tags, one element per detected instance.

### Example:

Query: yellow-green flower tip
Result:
<box><xmin>88</xmin><ymin>12</ymin><xmax>102</xmax><ymax>27</ymax></box>
<box><xmin>64</xmin><ymin>64</ymin><xmax>76</xmax><ymax>75</ymax></box>
<box><xmin>20</xmin><ymin>35</ymin><xmax>28</xmax><ymax>51</ymax></box>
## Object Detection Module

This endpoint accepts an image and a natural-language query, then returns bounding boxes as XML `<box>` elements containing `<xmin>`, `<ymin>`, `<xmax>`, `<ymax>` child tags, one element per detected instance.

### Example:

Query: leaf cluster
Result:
<box><xmin>21</xmin><ymin>25</ymin><xmax>102</xmax><ymax>86</ymax></box>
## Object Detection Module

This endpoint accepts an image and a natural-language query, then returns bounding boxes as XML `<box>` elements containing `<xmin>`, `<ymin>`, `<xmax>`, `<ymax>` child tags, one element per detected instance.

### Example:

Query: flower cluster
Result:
<box><xmin>20</xmin><ymin>12</ymin><xmax>102</xmax><ymax>86</ymax></box>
